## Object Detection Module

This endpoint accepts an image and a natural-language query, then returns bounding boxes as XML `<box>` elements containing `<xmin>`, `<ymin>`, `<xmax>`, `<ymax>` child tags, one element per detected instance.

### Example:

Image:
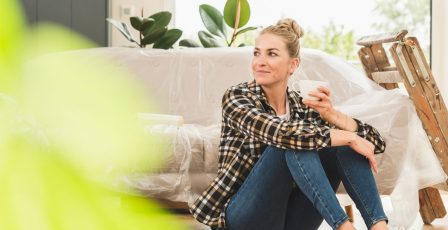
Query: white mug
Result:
<box><xmin>297</xmin><ymin>80</ymin><xmax>330</xmax><ymax>101</ymax></box>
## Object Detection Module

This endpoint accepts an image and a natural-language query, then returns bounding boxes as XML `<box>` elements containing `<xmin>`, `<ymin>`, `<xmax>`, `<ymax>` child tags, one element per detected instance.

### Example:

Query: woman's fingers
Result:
<box><xmin>303</xmin><ymin>99</ymin><xmax>326</xmax><ymax>107</ymax></box>
<box><xmin>360</xmin><ymin>139</ymin><xmax>378</xmax><ymax>173</ymax></box>
<box><xmin>308</xmin><ymin>91</ymin><xmax>330</xmax><ymax>101</ymax></box>
<box><xmin>350</xmin><ymin>136</ymin><xmax>378</xmax><ymax>174</ymax></box>
<box><xmin>369</xmin><ymin>155</ymin><xmax>378</xmax><ymax>174</ymax></box>
<box><xmin>317</xmin><ymin>86</ymin><xmax>331</xmax><ymax>97</ymax></box>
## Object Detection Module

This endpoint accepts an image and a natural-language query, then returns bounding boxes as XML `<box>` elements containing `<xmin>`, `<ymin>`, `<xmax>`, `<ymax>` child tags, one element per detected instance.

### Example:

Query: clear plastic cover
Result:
<box><xmin>72</xmin><ymin>47</ymin><xmax>446</xmax><ymax>228</ymax></box>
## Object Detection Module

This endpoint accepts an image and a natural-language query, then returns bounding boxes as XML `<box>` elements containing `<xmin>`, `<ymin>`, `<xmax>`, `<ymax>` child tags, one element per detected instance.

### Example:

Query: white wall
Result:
<box><xmin>108</xmin><ymin>0</ymin><xmax>175</xmax><ymax>47</ymax></box>
<box><xmin>432</xmin><ymin>0</ymin><xmax>448</xmax><ymax>100</ymax></box>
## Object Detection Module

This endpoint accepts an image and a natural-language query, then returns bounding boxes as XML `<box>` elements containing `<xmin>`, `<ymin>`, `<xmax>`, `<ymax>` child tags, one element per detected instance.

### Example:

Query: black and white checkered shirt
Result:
<box><xmin>189</xmin><ymin>80</ymin><xmax>386</xmax><ymax>228</ymax></box>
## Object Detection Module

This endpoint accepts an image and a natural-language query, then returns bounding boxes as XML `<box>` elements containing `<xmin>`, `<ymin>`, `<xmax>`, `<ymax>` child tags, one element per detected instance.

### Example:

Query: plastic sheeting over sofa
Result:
<box><xmin>71</xmin><ymin>47</ymin><xmax>446</xmax><ymax>228</ymax></box>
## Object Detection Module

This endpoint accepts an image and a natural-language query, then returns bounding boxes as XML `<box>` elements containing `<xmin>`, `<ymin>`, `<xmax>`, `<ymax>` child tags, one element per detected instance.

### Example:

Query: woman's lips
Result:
<box><xmin>255</xmin><ymin>70</ymin><xmax>270</xmax><ymax>74</ymax></box>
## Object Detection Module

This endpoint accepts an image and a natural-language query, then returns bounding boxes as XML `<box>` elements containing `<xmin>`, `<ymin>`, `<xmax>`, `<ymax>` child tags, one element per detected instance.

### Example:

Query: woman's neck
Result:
<box><xmin>261</xmin><ymin>81</ymin><xmax>288</xmax><ymax>115</ymax></box>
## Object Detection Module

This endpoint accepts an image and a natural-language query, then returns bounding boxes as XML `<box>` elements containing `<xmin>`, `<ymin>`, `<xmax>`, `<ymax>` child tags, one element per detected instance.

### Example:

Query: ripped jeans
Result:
<box><xmin>224</xmin><ymin>145</ymin><xmax>388</xmax><ymax>230</ymax></box>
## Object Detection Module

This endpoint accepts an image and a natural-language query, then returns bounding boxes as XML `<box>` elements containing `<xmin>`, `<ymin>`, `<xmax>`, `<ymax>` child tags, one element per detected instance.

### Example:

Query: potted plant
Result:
<box><xmin>179</xmin><ymin>0</ymin><xmax>258</xmax><ymax>48</ymax></box>
<box><xmin>107</xmin><ymin>10</ymin><xmax>182</xmax><ymax>49</ymax></box>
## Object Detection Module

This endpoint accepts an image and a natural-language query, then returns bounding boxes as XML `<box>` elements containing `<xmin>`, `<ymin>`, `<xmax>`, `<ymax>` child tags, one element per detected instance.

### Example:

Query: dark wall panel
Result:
<box><xmin>37</xmin><ymin>0</ymin><xmax>72</xmax><ymax>29</ymax></box>
<box><xmin>20</xmin><ymin>0</ymin><xmax>108</xmax><ymax>46</ymax></box>
<box><xmin>72</xmin><ymin>0</ymin><xmax>107</xmax><ymax>46</ymax></box>
<box><xmin>21</xmin><ymin>0</ymin><xmax>37</xmax><ymax>24</ymax></box>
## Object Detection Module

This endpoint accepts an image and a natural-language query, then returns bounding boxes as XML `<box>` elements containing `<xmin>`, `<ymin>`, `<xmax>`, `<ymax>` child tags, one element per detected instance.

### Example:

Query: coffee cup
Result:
<box><xmin>297</xmin><ymin>80</ymin><xmax>330</xmax><ymax>101</ymax></box>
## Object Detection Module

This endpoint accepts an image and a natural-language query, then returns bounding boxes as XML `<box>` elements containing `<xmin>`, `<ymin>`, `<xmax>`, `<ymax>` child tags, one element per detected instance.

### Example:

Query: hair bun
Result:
<box><xmin>276</xmin><ymin>18</ymin><xmax>304</xmax><ymax>39</ymax></box>
<box><xmin>259</xmin><ymin>18</ymin><xmax>303</xmax><ymax>58</ymax></box>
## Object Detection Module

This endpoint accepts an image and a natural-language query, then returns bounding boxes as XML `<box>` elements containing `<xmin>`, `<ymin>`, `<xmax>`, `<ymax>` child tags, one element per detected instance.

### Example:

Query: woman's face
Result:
<box><xmin>252</xmin><ymin>33</ymin><xmax>299</xmax><ymax>87</ymax></box>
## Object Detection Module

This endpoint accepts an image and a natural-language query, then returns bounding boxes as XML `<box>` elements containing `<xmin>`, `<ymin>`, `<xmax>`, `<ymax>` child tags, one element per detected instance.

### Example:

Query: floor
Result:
<box><xmin>177</xmin><ymin>190</ymin><xmax>448</xmax><ymax>230</ymax></box>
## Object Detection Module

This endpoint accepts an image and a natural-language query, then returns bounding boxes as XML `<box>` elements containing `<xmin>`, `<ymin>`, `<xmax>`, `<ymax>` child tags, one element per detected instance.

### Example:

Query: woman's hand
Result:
<box><xmin>349</xmin><ymin>135</ymin><xmax>378</xmax><ymax>174</ymax></box>
<box><xmin>330</xmin><ymin>129</ymin><xmax>378</xmax><ymax>174</ymax></box>
<box><xmin>302</xmin><ymin>86</ymin><xmax>336</xmax><ymax>122</ymax></box>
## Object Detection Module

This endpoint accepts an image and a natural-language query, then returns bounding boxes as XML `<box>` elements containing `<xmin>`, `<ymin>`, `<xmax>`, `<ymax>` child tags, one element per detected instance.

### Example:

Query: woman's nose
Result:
<box><xmin>255</xmin><ymin>55</ymin><xmax>267</xmax><ymax>66</ymax></box>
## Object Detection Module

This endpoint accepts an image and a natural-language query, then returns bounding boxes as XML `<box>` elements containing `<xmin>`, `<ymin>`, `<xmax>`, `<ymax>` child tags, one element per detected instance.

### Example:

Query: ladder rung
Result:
<box><xmin>371</xmin><ymin>71</ymin><xmax>403</xmax><ymax>84</ymax></box>
<box><xmin>357</xmin><ymin>30</ymin><xmax>408</xmax><ymax>46</ymax></box>
<box><xmin>382</xmin><ymin>66</ymin><xmax>397</xmax><ymax>71</ymax></box>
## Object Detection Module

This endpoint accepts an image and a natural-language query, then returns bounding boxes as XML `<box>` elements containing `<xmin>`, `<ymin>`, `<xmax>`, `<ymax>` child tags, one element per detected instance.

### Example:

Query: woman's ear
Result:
<box><xmin>289</xmin><ymin>58</ymin><xmax>300</xmax><ymax>75</ymax></box>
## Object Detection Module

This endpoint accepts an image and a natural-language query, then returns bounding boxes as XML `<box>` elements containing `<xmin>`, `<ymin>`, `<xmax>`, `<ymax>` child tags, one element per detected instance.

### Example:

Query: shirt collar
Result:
<box><xmin>247</xmin><ymin>80</ymin><xmax>267</xmax><ymax>102</ymax></box>
<box><xmin>247</xmin><ymin>80</ymin><xmax>305</xmax><ymax>115</ymax></box>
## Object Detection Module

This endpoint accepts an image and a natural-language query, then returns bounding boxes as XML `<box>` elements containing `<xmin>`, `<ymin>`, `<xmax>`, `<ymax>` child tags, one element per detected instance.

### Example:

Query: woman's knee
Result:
<box><xmin>334</xmin><ymin>146</ymin><xmax>364</xmax><ymax>159</ymax></box>
<box><xmin>284</xmin><ymin>148</ymin><xmax>320</xmax><ymax>162</ymax></box>
<box><xmin>262</xmin><ymin>145</ymin><xmax>287</xmax><ymax>161</ymax></box>
<box><xmin>264</xmin><ymin>145</ymin><xmax>286</xmax><ymax>154</ymax></box>
<box><xmin>258</xmin><ymin>145</ymin><xmax>291</xmax><ymax>173</ymax></box>
<box><xmin>334</xmin><ymin>146</ymin><xmax>354</xmax><ymax>154</ymax></box>
<box><xmin>284</xmin><ymin>149</ymin><xmax>323</xmax><ymax>174</ymax></box>
<box><xmin>334</xmin><ymin>146</ymin><xmax>368</xmax><ymax>162</ymax></box>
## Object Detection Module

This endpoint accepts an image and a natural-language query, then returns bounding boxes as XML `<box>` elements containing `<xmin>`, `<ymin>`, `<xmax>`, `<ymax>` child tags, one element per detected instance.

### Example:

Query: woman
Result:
<box><xmin>190</xmin><ymin>18</ymin><xmax>388</xmax><ymax>230</ymax></box>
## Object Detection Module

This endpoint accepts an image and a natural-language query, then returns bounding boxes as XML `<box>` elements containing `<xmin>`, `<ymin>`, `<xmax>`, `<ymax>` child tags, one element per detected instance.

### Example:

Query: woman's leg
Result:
<box><xmin>284</xmin><ymin>148</ymin><xmax>343</xmax><ymax>230</ymax></box>
<box><xmin>285</xmin><ymin>148</ymin><xmax>350</xmax><ymax>230</ymax></box>
<box><xmin>225</xmin><ymin>145</ymin><xmax>333</xmax><ymax>230</ymax></box>
<box><xmin>334</xmin><ymin>146</ymin><xmax>388</xmax><ymax>229</ymax></box>
<box><xmin>224</xmin><ymin>146</ymin><xmax>295</xmax><ymax>230</ymax></box>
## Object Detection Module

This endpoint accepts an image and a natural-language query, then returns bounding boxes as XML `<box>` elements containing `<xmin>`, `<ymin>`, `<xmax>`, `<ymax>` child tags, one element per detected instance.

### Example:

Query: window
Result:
<box><xmin>175</xmin><ymin>0</ymin><xmax>431</xmax><ymax>63</ymax></box>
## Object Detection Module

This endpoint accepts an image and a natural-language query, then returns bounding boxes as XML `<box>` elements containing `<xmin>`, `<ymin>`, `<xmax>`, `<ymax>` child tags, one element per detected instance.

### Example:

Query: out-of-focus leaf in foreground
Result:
<box><xmin>0</xmin><ymin>0</ymin><xmax>24</xmax><ymax>92</ymax></box>
<box><xmin>0</xmin><ymin>0</ymin><xmax>187</xmax><ymax>229</ymax></box>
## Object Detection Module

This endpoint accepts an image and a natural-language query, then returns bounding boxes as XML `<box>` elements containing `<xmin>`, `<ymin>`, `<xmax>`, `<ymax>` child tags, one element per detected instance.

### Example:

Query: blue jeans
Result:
<box><xmin>224</xmin><ymin>146</ymin><xmax>387</xmax><ymax>230</ymax></box>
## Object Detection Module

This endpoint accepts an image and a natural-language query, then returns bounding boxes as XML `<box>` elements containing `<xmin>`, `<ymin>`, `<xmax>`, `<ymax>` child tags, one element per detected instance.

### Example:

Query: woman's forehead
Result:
<box><xmin>255</xmin><ymin>33</ymin><xmax>287</xmax><ymax>50</ymax></box>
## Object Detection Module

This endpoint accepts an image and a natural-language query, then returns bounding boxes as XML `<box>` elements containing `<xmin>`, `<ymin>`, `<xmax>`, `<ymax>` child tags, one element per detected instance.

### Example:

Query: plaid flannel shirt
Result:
<box><xmin>189</xmin><ymin>80</ymin><xmax>386</xmax><ymax>228</ymax></box>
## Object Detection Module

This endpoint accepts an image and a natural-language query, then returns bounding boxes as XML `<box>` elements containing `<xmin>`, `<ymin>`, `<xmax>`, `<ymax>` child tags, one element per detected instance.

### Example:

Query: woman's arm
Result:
<box><xmin>328</xmin><ymin>111</ymin><xmax>386</xmax><ymax>154</ymax></box>
<box><xmin>328</xmin><ymin>110</ymin><xmax>357</xmax><ymax>132</ymax></box>
<box><xmin>304</xmin><ymin>86</ymin><xmax>386</xmax><ymax>154</ymax></box>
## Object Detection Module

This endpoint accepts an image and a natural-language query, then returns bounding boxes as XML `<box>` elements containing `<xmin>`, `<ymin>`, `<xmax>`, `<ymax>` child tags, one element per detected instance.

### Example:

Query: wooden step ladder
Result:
<box><xmin>355</xmin><ymin>30</ymin><xmax>447</xmax><ymax>224</ymax></box>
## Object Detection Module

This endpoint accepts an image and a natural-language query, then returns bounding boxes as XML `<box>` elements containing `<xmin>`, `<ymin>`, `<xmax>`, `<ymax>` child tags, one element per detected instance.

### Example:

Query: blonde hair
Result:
<box><xmin>259</xmin><ymin>18</ymin><xmax>304</xmax><ymax>58</ymax></box>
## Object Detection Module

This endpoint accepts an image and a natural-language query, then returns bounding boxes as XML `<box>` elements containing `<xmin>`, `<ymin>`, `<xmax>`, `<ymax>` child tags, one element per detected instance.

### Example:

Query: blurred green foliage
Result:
<box><xmin>372</xmin><ymin>0</ymin><xmax>430</xmax><ymax>58</ymax></box>
<box><xmin>0</xmin><ymin>0</ymin><xmax>188</xmax><ymax>229</ymax></box>
<box><xmin>303</xmin><ymin>21</ymin><xmax>357</xmax><ymax>61</ymax></box>
<box><xmin>302</xmin><ymin>0</ymin><xmax>430</xmax><ymax>62</ymax></box>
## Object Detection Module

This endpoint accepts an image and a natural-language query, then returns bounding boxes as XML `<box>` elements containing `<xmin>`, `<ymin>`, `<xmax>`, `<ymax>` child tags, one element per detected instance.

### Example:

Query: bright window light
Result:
<box><xmin>175</xmin><ymin>0</ymin><xmax>430</xmax><ymax>62</ymax></box>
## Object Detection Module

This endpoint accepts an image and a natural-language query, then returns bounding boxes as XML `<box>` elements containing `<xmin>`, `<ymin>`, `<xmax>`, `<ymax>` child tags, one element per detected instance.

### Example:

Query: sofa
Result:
<box><xmin>69</xmin><ymin>46</ymin><xmax>446</xmax><ymax>228</ymax></box>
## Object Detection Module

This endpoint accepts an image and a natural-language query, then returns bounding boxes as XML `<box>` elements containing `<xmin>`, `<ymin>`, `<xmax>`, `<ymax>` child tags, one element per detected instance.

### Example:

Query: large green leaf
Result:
<box><xmin>199</xmin><ymin>4</ymin><xmax>226</xmax><ymax>38</ymax></box>
<box><xmin>235</xmin><ymin>26</ymin><xmax>258</xmax><ymax>37</ymax></box>
<box><xmin>0</xmin><ymin>15</ymin><xmax>189</xmax><ymax>229</ymax></box>
<box><xmin>143</xmin><ymin>11</ymin><xmax>171</xmax><ymax>37</ymax></box>
<box><xmin>130</xmin><ymin>16</ymin><xmax>143</xmax><ymax>31</ymax></box>
<box><xmin>148</xmin><ymin>11</ymin><xmax>172</xmax><ymax>28</ymax></box>
<box><xmin>153</xmin><ymin>29</ymin><xmax>183</xmax><ymax>49</ymax></box>
<box><xmin>141</xmin><ymin>18</ymin><xmax>155</xmax><ymax>32</ymax></box>
<box><xmin>179</xmin><ymin>39</ymin><xmax>201</xmax><ymax>48</ymax></box>
<box><xmin>198</xmin><ymin>31</ymin><xmax>222</xmax><ymax>48</ymax></box>
<box><xmin>106</xmin><ymin>18</ymin><xmax>135</xmax><ymax>42</ymax></box>
<box><xmin>142</xmin><ymin>27</ymin><xmax>167</xmax><ymax>46</ymax></box>
<box><xmin>0</xmin><ymin>1</ymin><xmax>189</xmax><ymax>229</ymax></box>
<box><xmin>0</xmin><ymin>0</ymin><xmax>25</xmax><ymax>92</ymax></box>
<box><xmin>142</xmin><ymin>11</ymin><xmax>171</xmax><ymax>38</ymax></box>
<box><xmin>224</xmin><ymin>0</ymin><xmax>250</xmax><ymax>29</ymax></box>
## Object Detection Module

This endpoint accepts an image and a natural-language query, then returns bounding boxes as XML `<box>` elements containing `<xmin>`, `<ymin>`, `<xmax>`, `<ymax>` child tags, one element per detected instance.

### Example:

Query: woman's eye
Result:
<box><xmin>253</xmin><ymin>51</ymin><xmax>259</xmax><ymax>56</ymax></box>
<box><xmin>269</xmin><ymin>52</ymin><xmax>278</xmax><ymax>57</ymax></box>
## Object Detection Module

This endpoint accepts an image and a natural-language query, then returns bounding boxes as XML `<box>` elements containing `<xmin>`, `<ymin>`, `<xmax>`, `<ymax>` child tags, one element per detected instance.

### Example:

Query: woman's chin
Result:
<box><xmin>254</xmin><ymin>76</ymin><xmax>271</xmax><ymax>85</ymax></box>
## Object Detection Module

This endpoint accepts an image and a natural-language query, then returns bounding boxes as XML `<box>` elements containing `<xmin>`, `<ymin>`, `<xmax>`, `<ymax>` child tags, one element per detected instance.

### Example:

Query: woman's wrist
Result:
<box><xmin>329</xmin><ymin>110</ymin><xmax>345</xmax><ymax>129</ymax></box>
<box><xmin>330</xmin><ymin>129</ymin><xmax>357</xmax><ymax>147</ymax></box>
<box><xmin>347</xmin><ymin>132</ymin><xmax>358</xmax><ymax>147</ymax></box>
<box><xmin>329</xmin><ymin>110</ymin><xmax>358</xmax><ymax>132</ymax></box>
<box><xmin>327</xmin><ymin>110</ymin><xmax>340</xmax><ymax>125</ymax></box>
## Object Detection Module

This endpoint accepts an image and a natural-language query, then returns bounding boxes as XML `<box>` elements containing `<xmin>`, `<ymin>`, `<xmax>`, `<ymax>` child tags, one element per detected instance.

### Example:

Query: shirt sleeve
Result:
<box><xmin>221</xmin><ymin>87</ymin><xmax>332</xmax><ymax>150</ymax></box>
<box><xmin>353</xmin><ymin>118</ymin><xmax>386</xmax><ymax>154</ymax></box>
